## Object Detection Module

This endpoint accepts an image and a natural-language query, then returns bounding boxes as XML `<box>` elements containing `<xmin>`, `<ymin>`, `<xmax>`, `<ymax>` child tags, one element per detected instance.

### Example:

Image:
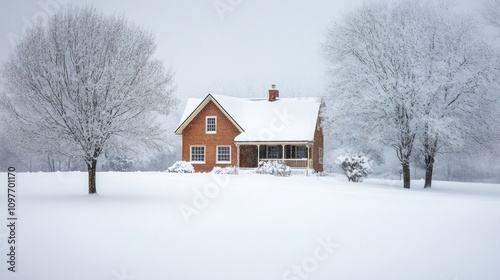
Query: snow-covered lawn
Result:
<box><xmin>1</xmin><ymin>171</ymin><xmax>499</xmax><ymax>280</ymax></box>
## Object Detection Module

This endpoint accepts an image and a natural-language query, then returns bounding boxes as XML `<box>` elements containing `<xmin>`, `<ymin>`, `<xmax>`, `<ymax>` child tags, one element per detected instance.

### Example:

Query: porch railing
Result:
<box><xmin>283</xmin><ymin>159</ymin><xmax>312</xmax><ymax>168</ymax></box>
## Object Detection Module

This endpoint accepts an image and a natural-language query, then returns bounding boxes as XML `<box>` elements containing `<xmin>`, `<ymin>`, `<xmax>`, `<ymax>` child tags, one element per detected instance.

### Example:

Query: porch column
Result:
<box><xmin>236</xmin><ymin>144</ymin><xmax>240</xmax><ymax>168</ymax></box>
<box><xmin>282</xmin><ymin>145</ymin><xmax>285</xmax><ymax>163</ymax></box>
<box><xmin>306</xmin><ymin>144</ymin><xmax>311</xmax><ymax>176</ymax></box>
<box><xmin>257</xmin><ymin>144</ymin><xmax>260</xmax><ymax>164</ymax></box>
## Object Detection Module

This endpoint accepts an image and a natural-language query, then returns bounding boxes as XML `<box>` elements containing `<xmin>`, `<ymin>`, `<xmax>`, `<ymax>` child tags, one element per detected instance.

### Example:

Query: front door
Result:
<box><xmin>239</xmin><ymin>145</ymin><xmax>258</xmax><ymax>168</ymax></box>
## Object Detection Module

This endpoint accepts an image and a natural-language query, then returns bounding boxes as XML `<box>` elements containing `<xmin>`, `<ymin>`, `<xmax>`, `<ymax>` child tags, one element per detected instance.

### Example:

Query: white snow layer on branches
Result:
<box><xmin>322</xmin><ymin>0</ymin><xmax>499</xmax><ymax>186</ymax></box>
<box><xmin>0</xmin><ymin>6</ymin><xmax>177</xmax><ymax>164</ymax></box>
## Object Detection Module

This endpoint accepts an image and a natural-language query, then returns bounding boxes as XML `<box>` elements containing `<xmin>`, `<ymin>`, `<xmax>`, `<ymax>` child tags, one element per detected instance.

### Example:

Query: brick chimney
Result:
<box><xmin>269</xmin><ymin>84</ymin><xmax>279</xmax><ymax>102</ymax></box>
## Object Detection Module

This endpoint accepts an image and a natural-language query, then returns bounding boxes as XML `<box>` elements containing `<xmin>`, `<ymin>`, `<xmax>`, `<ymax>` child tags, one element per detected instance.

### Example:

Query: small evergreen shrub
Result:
<box><xmin>336</xmin><ymin>153</ymin><xmax>372</xmax><ymax>182</ymax></box>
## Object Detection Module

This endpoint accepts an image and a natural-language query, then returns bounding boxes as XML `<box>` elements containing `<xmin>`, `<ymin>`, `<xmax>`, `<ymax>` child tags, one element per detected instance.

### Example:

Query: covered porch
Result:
<box><xmin>236</xmin><ymin>142</ymin><xmax>313</xmax><ymax>169</ymax></box>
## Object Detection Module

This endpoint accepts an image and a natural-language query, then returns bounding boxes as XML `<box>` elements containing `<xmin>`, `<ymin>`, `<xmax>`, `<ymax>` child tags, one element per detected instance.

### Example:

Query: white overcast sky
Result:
<box><xmin>0</xmin><ymin>0</ymin><xmax>484</xmax><ymax>103</ymax></box>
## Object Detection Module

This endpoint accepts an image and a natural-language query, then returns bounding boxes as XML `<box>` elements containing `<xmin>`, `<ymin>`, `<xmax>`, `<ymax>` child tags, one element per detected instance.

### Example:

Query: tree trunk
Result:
<box><xmin>402</xmin><ymin>162</ymin><xmax>411</xmax><ymax>189</ymax></box>
<box><xmin>47</xmin><ymin>155</ymin><xmax>55</xmax><ymax>172</ymax></box>
<box><xmin>424</xmin><ymin>154</ymin><xmax>434</xmax><ymax>188</ymax></box>
<box><xmin>87</xmin><ymin>159</ymin><xmax>97</xmax><ymax>194</ymax></box>
<box><xmin>423</xmin><ymin>128</ymin><xmax>438</xmax><ymax>188</ymax></box>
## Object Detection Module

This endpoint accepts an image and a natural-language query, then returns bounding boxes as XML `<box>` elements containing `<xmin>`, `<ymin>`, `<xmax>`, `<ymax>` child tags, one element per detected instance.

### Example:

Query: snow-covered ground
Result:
<box><xmin>1</xmin><ymin>171</ymin><xmax>499</xmax><ymax>280</ymax></box>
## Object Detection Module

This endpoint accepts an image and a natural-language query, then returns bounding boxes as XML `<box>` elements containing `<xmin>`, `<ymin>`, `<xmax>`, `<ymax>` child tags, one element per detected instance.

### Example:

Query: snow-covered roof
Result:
<box><xmin>175</xmin><ymin>94</ymin><xmax>322</xmax><ymax>143</ymax></box>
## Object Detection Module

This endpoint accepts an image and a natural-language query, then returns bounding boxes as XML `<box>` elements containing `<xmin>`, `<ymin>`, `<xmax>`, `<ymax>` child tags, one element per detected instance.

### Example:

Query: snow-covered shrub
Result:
<box><xmin>335</xmin><ymin>153</ymin><xmax>372</xmax><ymax>182</ymax></box>
<box><xmin>166</xmin><ymin>161</ymin><xmax>195</xmax><ymax>173</ymax></box>
<box><xmin>255</xmin><ymin>160</ymin><xmax>291</xmax><ymax>177</ymax></box>
<box><xmin>211</xmin><ymin>166</ymin><xmax>239</xmax><ymax>175</ymax></box>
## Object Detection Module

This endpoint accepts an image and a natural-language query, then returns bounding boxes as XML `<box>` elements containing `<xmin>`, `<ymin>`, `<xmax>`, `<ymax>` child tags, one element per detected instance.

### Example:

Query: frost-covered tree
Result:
<box><xmin>323</xmin><ymin>1</ymin><xmax>423</xmax><ymax>188</ymax></box>
<box><xmin>482</xmin><ymin>0</ymin><xmax>500</xmax><ymax>31</ymax></box>
<box><xmin>323</xmin><ymin>0</ymin><xmax>498</xmax><ymax>189</ymax></box>
<box><xmin>0</xmin><ymin>6</ymin><xmax>177</xmax><ymax>194</ymax></box>
<box><xmin>414</xmin><ymin>4</ymin><xmax>498</xmax><ymax>188</ymax></box>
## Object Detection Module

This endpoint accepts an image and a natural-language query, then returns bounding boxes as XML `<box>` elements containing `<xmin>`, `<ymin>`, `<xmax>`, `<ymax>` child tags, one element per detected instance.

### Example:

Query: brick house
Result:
<box><xmin>175</xmin><ymin>86</ymin><xmax>324</xmax><ymax>173</ymax></box>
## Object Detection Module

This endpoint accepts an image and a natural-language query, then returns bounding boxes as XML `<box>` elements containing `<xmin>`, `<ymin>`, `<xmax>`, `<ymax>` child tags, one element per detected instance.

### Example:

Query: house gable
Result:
<box><xmin>175</xmin><ymin>94</ymin><xmax>244</xmax><ymax>135</ymax></box>
<box><xmin>180</xmin><ymin>99</ymin><xmax>241</xmax><ymax>172</ymax></box>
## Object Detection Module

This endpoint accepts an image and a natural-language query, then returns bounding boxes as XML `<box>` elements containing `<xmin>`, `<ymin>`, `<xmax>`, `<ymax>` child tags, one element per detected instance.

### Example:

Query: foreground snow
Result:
<box><xmin>0</xmin><ymin>171</ymin><xmax>499</xmax><ymax>280</ymax></box>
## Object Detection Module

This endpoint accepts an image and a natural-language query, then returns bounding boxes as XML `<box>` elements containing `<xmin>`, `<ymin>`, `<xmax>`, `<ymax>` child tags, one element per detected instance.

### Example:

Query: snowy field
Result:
<box><xmin>1</xmin><ymin>171</ymin><xmax>499</xmax><ymax>280</ymax></box>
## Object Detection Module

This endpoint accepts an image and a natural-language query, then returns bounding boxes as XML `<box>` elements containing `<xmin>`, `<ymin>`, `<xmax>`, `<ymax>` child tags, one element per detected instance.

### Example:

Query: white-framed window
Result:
<box><xmin>216</xmin><ymin>146</ymin><xmax>231</xmax><ymax>163</ymax></box>
<box><xmin>190</xmin><ymin>146</ymin><xmax>205</xmax><ymax>163</ymax></box>
<box><xmin>319</xmin><ymin>148</ymin><xmax>323</xmax><ymax>164</ymax></box>
<box><xmin>206</xmin><ymin>116</ymin><xmax>216</xmax><ymax>134</ymax></box>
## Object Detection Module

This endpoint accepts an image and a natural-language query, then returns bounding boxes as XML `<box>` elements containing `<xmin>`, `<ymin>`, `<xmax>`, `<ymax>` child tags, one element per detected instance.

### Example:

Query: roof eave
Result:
<box><xmin>234</xmin><ymin>140</ymin><xmax>314</xmax><ymax>145</ymax></box>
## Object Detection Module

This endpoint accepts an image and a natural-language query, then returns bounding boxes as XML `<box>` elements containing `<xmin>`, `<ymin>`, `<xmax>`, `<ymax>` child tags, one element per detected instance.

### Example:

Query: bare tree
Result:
<box><xmin>323</xmin><ymin>0</ymin><xmax>498</xmax><ymax>189</ymax></box>
<box><xmin>1</xmin><ymin>6</ymin><xmax>177</xmax><ymax>194</ymax></box>
<box><xmin>482</xmin><ymin>0</ymin><xmax>500</xmax><ymax>30</ymax></box>
<box><xmin>323</xmin><ymin>1</ymin><xmax>423</xmax><ymax>188</ymax></box>
<box><xmin>416</xmin><ymin>5</ymin><xmax>497</xmax><ymax>188</ymax></box>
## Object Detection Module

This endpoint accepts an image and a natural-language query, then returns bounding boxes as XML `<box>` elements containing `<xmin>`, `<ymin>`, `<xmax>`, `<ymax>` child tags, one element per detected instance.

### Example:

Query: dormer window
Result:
<box><xmin>206</xmin><ymin>116</ymin><xmax>216</xmax><ymax>134</ymax></box>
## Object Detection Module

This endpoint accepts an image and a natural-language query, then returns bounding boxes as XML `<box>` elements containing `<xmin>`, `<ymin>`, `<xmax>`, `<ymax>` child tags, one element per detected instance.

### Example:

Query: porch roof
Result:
<box><xmin>233</xmin><ymin>141</ymin><xmax>313</xmax><ymax>145</ymax></box>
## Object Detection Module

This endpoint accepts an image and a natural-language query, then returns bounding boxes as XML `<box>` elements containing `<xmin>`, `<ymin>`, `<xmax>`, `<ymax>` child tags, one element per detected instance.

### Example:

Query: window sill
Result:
<box><xmin>206</xmin><ymin>131</ymin><xmax>217</xmax><ymax>134</ymax></box>
<box><xmin>216</xmin><ymin>161</ymin><xmax>231</xmax><ymax>164</ymax></box>
<box><xmin>191</xmin><ymin>161</ymin><xmax>206</xmax><ymax>164</ymax></box>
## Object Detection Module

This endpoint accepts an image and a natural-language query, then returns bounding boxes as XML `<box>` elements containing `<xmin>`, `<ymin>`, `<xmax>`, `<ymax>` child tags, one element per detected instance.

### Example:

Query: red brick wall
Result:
<box><xmin>182</xmin><ymin>100</ymin><xmax>241</xmax><ymax>172</ymax></box>
<box><xmin>312</xmin><ymin>116</ymin><xmax>324</xmax><ymax>172</ymax></box>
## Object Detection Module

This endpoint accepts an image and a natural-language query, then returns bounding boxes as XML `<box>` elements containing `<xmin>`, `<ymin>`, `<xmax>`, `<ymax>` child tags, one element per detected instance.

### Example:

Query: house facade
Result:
<box><xmin>175</xmin><ymin>86</ymin><xmax>324</xmax><ymax>173</ymax></box>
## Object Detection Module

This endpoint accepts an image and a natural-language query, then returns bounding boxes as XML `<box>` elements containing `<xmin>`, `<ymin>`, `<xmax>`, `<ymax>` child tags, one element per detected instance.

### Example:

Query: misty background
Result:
<box><xmin>0</xmin><ymin>0</ymin><xmax>498</xmax><ymax>182</ymax></box>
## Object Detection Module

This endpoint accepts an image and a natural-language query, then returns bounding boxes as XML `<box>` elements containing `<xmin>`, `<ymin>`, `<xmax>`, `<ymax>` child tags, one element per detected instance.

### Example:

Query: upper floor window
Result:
<box><xmin>206</xmin><ymin>116</ymin><xmax>216</xmax><ymax>134</ymax></box>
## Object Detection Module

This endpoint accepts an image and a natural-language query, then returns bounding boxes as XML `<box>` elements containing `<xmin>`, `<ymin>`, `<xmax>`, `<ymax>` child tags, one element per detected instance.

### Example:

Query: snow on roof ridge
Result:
<box><xmin>177</xmin><ymin>93</ymin><xmax>322</xmax><ymax>142</ymax></box>
<box><xmin>210</xmin><ymin>93</ymin><xmax>322</xmax><ymax>101</ymax></box>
